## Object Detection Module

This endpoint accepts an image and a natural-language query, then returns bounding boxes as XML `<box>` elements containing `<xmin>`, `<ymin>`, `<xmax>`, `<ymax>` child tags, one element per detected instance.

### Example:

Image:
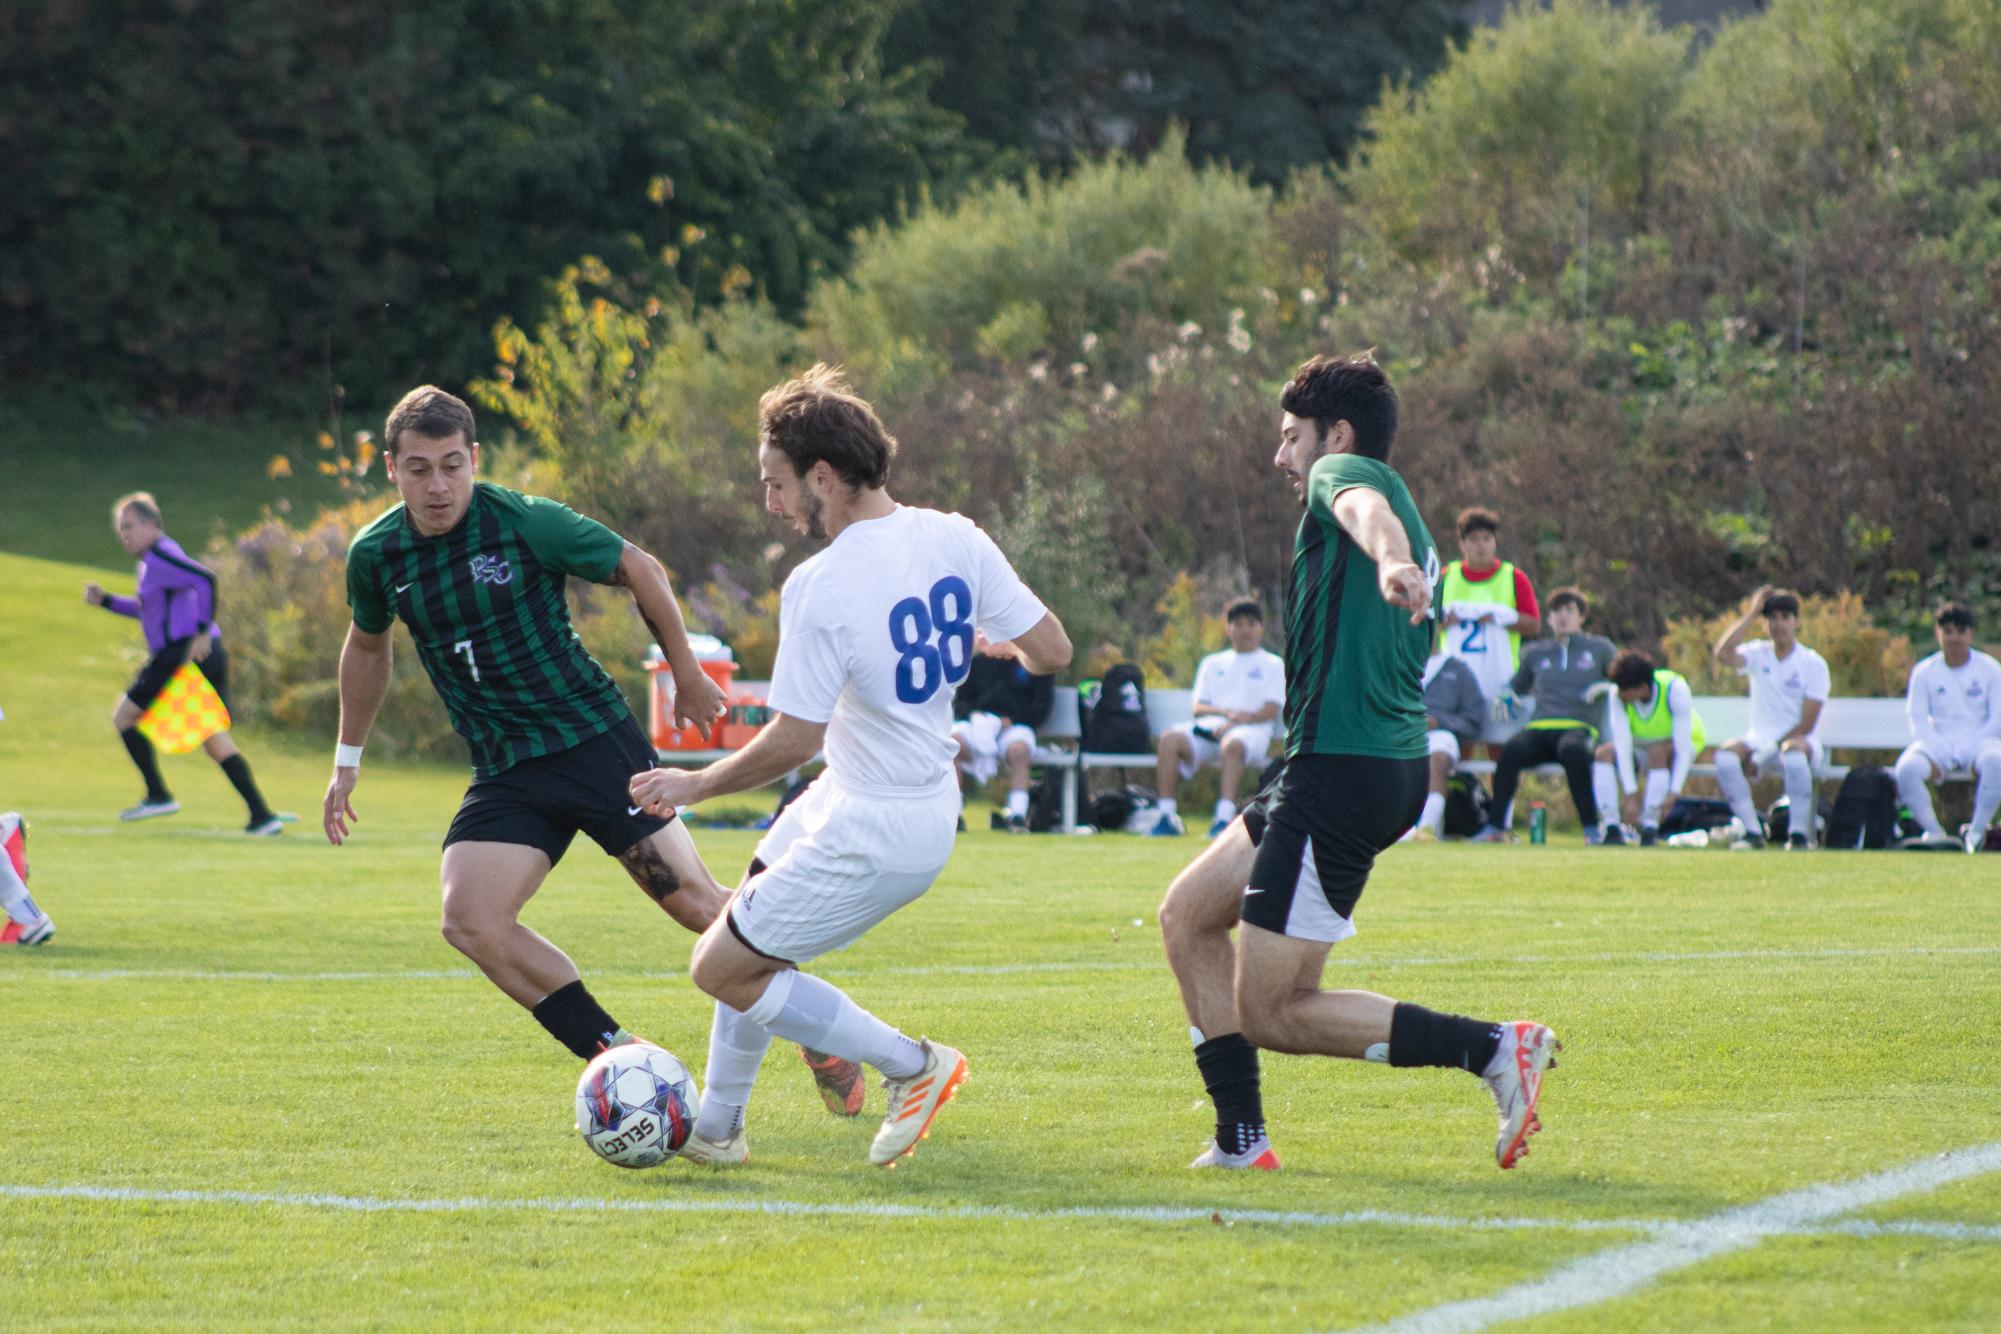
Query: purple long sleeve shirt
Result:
<box><xmin>102</xmin><ymin>535</ymin><xmax>220</xmax><ymax>652</ymax></box>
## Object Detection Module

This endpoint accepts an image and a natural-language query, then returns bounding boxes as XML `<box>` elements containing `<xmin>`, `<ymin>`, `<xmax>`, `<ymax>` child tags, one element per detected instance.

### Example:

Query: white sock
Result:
<box><xmin>1715</xmin><ymin>750</ymin><xmax>1763</xmax><ymax>832</ymax></box>
<box><xmin>0</xmin><ymin>850</ymin><xmax>39</xmax><ymax>926</ymax></box>
<box><xmin>693</xmin><ymin>1001</ymin><xmax>772</xmax><ymax>1141</ymax></box>
<box><xmin>743</xmin><ymin>968</ymin><xmax>926</xmax><ymax>1079</ymax></box>
<box><xmin>1973</xmin><ymin>746</ymin><xmax>2001</xmax><ymax>831</ymax></box>
<box><xmin>1894</xmin><ymin>750</ymin><xmax>1944</xmax><ymax>839</ymax></box>
<box><xmin>1005</xmin><ymin>789</ymin><xmax>1030</xmax><ymax>817</ymax></box>
<box><xmin>1419</xmin><ymin>791</ymin><xmax>1445</xmax><ymax>833</ymax></box>
<box><xmin>1781</xmin><ymin>750</ymin><xmax>1816</xmax><ymax>840</ymax></box>
<box><xmin>1642</xmin><ymin>770</ymin><xmax>1671</xmax><ymax>826</ymax></box>
<box><xmin>1213</xmin><ymin>798</ymin><xmax>1237</xmax><ymax>824</ymax></box>
<box><xmin>1158</xmin><ymin>797</ymin><xmax>1178</xmax><ymax>816</ymax></box>
<box><xmin>1591</xmin><ymin>762</ymin><xmax>1619</xmax><ymax>826</ymax></box>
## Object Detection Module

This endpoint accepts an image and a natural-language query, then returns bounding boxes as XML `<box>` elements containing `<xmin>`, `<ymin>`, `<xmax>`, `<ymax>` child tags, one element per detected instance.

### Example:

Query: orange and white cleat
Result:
<box><xmin>678</xmin><ymin>1126</ymin><xmax>749</xmax><ymax>1167</ymax></box>
<box><xmin>1188</xmin><ymin>1138</ymin><xmax>1281</xmax><ymax>1170</ymax></box>
<box><xmin>800</xmin><ymin>1047</ymin><xmax>867</xmax><ymax>1117</ymax></box>
<box><xmin>869</xmin><ymin>1041</ymin><xmax>967</xmax><ymax>1167</ymax></box>
<box><xmin>1483</xmin><ymin>1020</ymin><xmax>1559</xmax><ymax>1169</ymax></box>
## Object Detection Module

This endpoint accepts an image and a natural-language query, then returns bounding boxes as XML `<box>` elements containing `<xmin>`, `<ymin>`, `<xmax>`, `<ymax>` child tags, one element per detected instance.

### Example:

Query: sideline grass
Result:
<box><xmin>3</xmin><ymin>550</ymin><xmax>1999</xmax><ymax>1329</ymax></box>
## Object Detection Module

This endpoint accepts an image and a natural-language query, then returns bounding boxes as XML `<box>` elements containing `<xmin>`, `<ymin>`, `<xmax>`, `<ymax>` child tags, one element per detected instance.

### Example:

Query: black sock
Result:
<box><xmin>1194</xmin><ymin>1033</ymin><xmax>1265</xmax><ymax>1154</ymax></box>
<box><xmin>219</xmin><ymin>754</ymin><xmax>274</xmax><ymax>823</ymax></box>
<box><xmin>531</xmin><ymin>980</ymin><xmax>624</xmax><ymax>1060</ymax></box>
<box><xmin>120</xmin><ymin>727</ymin><xmax>171</xmax><ymax>802</ymax></box>
<box><xmin>1388</xmin><ymin>1003</ymin><xmax>1503</xmax><ymax>1073</ymax></box>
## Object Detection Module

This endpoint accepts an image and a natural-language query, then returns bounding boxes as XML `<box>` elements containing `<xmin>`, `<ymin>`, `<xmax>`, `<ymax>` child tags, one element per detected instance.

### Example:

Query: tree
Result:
<box><xmin>885</xmin><ymin>0</ymin><xmax>1472</xmax><ymax>184</ymax></box>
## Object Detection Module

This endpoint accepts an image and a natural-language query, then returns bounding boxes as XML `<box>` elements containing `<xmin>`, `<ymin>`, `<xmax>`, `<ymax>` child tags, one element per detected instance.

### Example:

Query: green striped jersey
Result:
<box><xmin>1282</xmin><ymin>454</ymin><xmax>1439</xmax><ymax>760</ymax></box>
<box><xmin>346</xmin><ymin>483</ymin><xmax>633</xmax><ymax>775</ymax></box>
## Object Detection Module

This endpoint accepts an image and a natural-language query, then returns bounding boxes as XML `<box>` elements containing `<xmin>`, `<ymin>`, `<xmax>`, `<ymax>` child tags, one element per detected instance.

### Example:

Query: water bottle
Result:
<box><xmin>1529</xmin><ymin>802</ymin><xmax>1547</xmax><ymax>845</ymax></box>
<box><xmin>1664</xmin><ymin>828</ymin><xmax>1710</xmax><ymax>849</ymax></box>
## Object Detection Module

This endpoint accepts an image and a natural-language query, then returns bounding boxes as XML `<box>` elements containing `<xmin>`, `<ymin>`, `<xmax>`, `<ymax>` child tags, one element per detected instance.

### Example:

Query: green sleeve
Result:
<box><xmin>514</xmin><ymin>494</ymin><xmax>626</xmax><ymax>581</ymax></box>
<box><xmin>1305</xmin><ymin>453</ymin><xmax>1393</xmax><ymax>526</ymax></box>
<box><xmin>345</xmin><ymin>535</ymin><xmax>393</xmax><ymax>634</ymax></box>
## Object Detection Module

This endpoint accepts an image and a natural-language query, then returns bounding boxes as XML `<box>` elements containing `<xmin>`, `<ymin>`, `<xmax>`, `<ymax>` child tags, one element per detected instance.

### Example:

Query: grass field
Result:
<box><xmin>4</xmin><ymin>549</ymin><xmax>2000</xmax><ymax>1330</ymax></box>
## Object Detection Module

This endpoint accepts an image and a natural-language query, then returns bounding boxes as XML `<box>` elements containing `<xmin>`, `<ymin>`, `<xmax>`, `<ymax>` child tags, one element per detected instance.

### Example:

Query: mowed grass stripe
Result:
<box><xmin>25</xmin><ymin>942</ymin><xmax>2001</xmax><ymax>984</ymax></box>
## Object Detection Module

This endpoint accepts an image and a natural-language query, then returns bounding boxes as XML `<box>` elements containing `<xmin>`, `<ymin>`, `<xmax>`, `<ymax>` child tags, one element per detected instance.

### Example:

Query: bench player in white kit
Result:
<box><xmin>631</xmin><ymin>364</ymin><xmax>1072</xmax><ymax>1168</ymax></box>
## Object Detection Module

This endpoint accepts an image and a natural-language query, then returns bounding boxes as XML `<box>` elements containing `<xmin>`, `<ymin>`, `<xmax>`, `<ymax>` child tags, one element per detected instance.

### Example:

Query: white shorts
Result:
<box><xmin>1426</xmin><ymin>729</ymin><xmax>1461</xmax><ymax>764</ymax></box>
<box><xmin>951</xmin><ymin>712</ymin><xmax>1037</xmax><ymax>786</ymax></box>
<box><xmin>1741</xmin><ymin>734</ymin><xmax>1825</xmax><ymax>776</ymax></box>
<box><xmin>730</xmin><ymin>773</ymin><xmax>959</xmax><ymax>965</ymax></box>
<box><xmin>1168</xmin><ymin>719</ymin><xmax>1276</xmax><ymax>780</ymax></box>
<box><xmin>1903</xmin><ymin>737</ymin><xmax>2001</xmax><ymax>777</ymax></box>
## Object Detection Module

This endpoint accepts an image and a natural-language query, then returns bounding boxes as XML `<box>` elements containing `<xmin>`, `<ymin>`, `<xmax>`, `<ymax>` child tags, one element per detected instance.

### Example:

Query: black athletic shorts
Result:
<box><xmin>126</xmin><ymin>638</ymin><xmax>231</xmax><ymax>715</ymax></box>
<box><xmin>1240</xmin><ymin>756</ymin><xmax>1287</xmax><ymax>847</ymax></box>
<box><xmin>1242</xmin><ymin>752</ymin><xmax>1428</xmax><ymax>943</ymax></box>
<box><xmin>443</xmin><ymin>715</ymin><xmax>672</xmax><ymax>865</ymax></box>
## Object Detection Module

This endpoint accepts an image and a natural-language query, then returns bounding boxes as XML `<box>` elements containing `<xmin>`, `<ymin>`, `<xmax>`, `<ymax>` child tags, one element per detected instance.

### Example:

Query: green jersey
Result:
<box><xmin>346</xmin><ymin>482</ymin><xmax>634</xmax><ymax>776</ymax></box>
<box><xmin>1282</xmin><ymin>454</ymin><xmax>1439</xmax><ymax>760</ymax></box>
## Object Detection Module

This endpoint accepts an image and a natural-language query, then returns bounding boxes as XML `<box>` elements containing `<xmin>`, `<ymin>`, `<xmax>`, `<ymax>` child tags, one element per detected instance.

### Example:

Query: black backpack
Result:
<box><xmin>1442</xmin><ymin>772</ymin><xmax>1492</xmax><ymax>838</ymax></box>
<box><xmin>1089</xmin><ymin>783</ymin><xmax>1153</xmax><ymax>832</ymax></box>
<box><xmin>1825</xmin><ymin>765</ymin><xmax>1899</xmax><ymax>849</ymax></box>
<box><xmin>1026</xmin><ymin>770</ymin><xmax>1073</xmax><ymax>833</ymax></box>
<box><xmin>1766</xmin><ymin>794</ymin><xmax>1835</xmax><ymax>843</ymax></box>
<box><xmin>1659</xmin><ymin>797</ymin><xmax>1736</xmax><ymax>836</ymax></box>
<box><xmin>1081</xmin><ymin>664</ymin><xmax>1151</xmax><ymax>754</ymax></box>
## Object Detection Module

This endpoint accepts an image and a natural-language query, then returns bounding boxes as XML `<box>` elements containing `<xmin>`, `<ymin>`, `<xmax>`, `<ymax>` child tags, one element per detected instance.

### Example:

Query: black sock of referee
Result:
<box><xmin>1387</xmin><ymin>1002</ymin><xmax>1504</xmax><ymax>1073</ymax></box>
<box><xmin>532</xmin><ymin>980</ymin><xmax>626</xmax><ymax>1060</ymax></box>
<box><xmin>1194</xmin><ymin>1032</ymin><xmax>1266</xmax><ymax>1154</ymax></box>
<box><xmin>219</xmin><ymin>754</ymin><xmax>275</xmax><ymax>824</ymax></box>
<box><xmin>119</xmin><ymin>727</ymin><xmax>171</xmax><ymax>802</ymax></box>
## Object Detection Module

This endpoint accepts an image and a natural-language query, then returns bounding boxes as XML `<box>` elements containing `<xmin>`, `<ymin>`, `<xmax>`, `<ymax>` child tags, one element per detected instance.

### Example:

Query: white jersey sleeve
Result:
<box><xmin>1191</xmin><ymin>652</ymin><xmax>1227</xmax><ymax>713</ymax></box>
<box><xmin>767</xmin><ymin>564</ymin><xmax>850</xmax><ymax>724</ymax></box>
<box><xmin>1907</xmin><ymin>654</ymin><xmax>1947</xmax><ymax>758</ymax></box>
<box><xmin>968</xmin><ymin>524</ymin><xmax>1047</xmax><ymax>644</ymax></box>
<box><xmin>1665</xmin><ymin>675</ymin><xmax>1697</xmax><ymax>790</ymax></box>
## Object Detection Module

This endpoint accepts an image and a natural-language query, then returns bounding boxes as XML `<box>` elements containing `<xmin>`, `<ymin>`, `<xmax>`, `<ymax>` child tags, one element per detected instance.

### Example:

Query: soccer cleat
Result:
<box><xmin>1147</xmin><ymin>811</ymin><xmax>1185</xmax><ymax>837</ymax></box>
<box><xmin>245</xmin><ymin>816</ymin><xmax>286</xmax><ymax>837</ymax></box>
<box><xmin>870</xmin><ymin>1041</ymin><xmax>967</xmax><ymax>1167</ymax></box>
<box><xmin>1599</xmin><ymin>823</ymin><xmax>1627</xmax><ymax>846</ymax></box>
<box><xmin>1410</xmin><ymin>826</ymin><xmax>1440</xmax><ymax>843</ymax></box>
<box><xmin>5</xmin><ymin>913</ymin><xmax>54</xmax><ymax>947</ymax></box>
<box><xmin>1731</xmin><ymin>832</ymin><xmax>1768</xmax><ymax>850</ymax></box>
<box><xmin>1188</xmin><ymin>1138</ymin><xmax>1281</xmax><ymax>1170</ymax></box>
<box><xmin>1787</xmin><ymin>833</ymin><xmax>1813</xmax><ymax>852</ymax></box>
<box><xmin>1469</xmin><ymin>825</ymin><xmax>1513</xmax><ymax>844</ymax></box>
<box><xmin>1638</xmin><ymin>824</ymin><xmax>1660</xmax><ymax>848</ymax></box>
<box><xmin>801</xmin><ymin>1047</ymin><xmax>867</xmax><ymax>1117</ymax></box>
<box><xmin>679</xmin><ymin>1126</ymin><xmax>749</xmax><ymax>1166</ymax></box>
<box><xmin>1004</xmin><ymin>812</ymin><xmax>1029</xmax><ymax>834</ymax></box>
<box><xmin>1482</xmin><ymin>1020</ymin><xmax>1560</xmax><ymax>1170</ymax></box>
<box><xmin>1208</xmin><ymin>817</ymin><xmax>1232</xmax><ymax>838</ymax></box>
<box><xmin>119</xmin><ymin>798</ymin><xmax>180</xmax><ymax>822</ymax></box>
<box><xmin>1964</xmin><ymin>824</ymin><xmax>1990</xmax><ymax>855</ymax></box>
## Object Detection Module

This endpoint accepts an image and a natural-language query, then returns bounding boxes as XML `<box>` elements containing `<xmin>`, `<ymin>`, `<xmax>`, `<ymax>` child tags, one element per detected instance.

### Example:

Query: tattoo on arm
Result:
<box><xmin>618</xmin><ymin>839</ymin><xmax>682</xmax><ymax>905</ymax></box>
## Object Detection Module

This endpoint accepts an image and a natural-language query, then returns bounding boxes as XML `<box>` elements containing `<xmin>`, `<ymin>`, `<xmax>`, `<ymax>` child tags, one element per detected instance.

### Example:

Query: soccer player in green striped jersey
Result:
<box><xmin>322</xmin><ymin>385</ymin><xmax>734</xmax><ymax>1065</ymax></box>
<box><xmin>1159</xmin><ymin>354</ymin><xmax>1559</xmax><ymax>1172</ymax></box>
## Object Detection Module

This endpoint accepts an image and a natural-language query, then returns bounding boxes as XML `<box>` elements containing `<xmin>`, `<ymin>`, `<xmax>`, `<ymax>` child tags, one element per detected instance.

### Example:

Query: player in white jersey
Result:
<box><xmin>630</xmin><ymin>365</ymin><xmax>1071</xmax><ymax>1168</ymax></box>
<box><xmin>1713</xmin><ymin>586</ymin><xmax>1831</xmax><ymax>849</ymax></box>
<box><xmin>1151</xmin><ymin>599</ymin><xmax>1286</xmax><ymax>836</ymax></box>
<box><xmin>1893</xmin><ymin>603</ymin><xmax>2001</xmax><ymax>851</ymax></box>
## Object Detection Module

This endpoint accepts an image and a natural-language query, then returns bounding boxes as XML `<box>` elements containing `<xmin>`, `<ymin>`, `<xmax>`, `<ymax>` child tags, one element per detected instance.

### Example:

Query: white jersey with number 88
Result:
<box><xmin>765</xmin><ymin>506</ymin><xmax>1048</xmax><ymax>793</ymax></box>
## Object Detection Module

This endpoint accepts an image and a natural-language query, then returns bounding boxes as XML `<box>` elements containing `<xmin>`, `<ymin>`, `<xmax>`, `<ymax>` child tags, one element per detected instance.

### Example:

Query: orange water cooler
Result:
<box><xmin>647</xmin><ymin>658</ymin><xmax>737</xmax><ymax>750</ymax></box>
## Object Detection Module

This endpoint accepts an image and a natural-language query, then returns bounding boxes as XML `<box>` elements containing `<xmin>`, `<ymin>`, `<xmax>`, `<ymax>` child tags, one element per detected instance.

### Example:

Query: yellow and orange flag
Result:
<box><xmin>137</xmin><ymin>664</ymin><xmax>231</xmax><ymax>755</ymax></box>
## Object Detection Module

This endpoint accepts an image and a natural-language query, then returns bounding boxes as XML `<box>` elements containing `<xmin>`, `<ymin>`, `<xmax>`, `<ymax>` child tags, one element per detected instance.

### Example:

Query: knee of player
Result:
<box><xmin>687</xmin><ymin>927</ymin><xmax>737</xmax><ymax>997</ymax></box>
<box><xmin>1236</xmin><ymin>1006</ymin><xmax>1300</xmax><ymax>1054</ymax></box>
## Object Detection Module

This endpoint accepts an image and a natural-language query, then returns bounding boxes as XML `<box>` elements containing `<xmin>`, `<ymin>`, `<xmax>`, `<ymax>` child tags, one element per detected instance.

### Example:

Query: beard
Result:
<box><xmin>801</xmin><ymin>489</ymin><xmax>828</xmax><ymax>541</ymax></box>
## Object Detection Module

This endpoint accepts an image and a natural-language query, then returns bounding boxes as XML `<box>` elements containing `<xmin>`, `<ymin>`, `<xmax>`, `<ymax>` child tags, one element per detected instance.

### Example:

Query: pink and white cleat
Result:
<box><xmin>1188</xmin><ymin>1138</ymin><xmax>1281</xmax><ymax>1170</ymax></box>
<box><xmin>1482</xmin><ymin>1020</ymin><xmax>1560</xmax><ymax>1169</ymax></box>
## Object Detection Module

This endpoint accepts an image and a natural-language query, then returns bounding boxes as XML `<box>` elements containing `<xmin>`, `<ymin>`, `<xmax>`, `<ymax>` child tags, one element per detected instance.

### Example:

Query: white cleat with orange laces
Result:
<box><xmin>1482</xmin><ymin>1020</ymin><xmax>1560</xmax><ymax>1169</ymax></box>
<box><xmin>1188</xmin><ymin>1138</ymin><xmax>1281</xmax><ymax>1170</ymax></box>
<box><xmin>870</xmin><ymin>1041</ymin><xmax>967</xmax><ymax>1167</ymax></box>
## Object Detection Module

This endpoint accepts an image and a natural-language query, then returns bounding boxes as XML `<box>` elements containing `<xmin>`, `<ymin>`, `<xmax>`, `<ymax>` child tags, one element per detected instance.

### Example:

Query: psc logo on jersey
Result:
<box><xmin>469</xmin><ymin>555</ymin><xmax>514</xmax><ymax>586</ymax></box>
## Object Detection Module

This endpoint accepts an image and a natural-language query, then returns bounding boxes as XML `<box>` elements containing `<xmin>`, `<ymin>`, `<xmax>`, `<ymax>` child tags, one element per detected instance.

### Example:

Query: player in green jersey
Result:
<box><xmin>1159</xmin><ymin>354</ymin><xmax>1560</xmax><ymax>1172</ymax></box>
<box><xmin>322</xmin><ymin>386</ymin><xmax>745</xmax><ymax>1067</ymax></box>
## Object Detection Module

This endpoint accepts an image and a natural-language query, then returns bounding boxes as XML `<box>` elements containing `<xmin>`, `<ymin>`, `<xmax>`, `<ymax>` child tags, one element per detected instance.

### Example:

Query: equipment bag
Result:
<box><xmin>1824</xmin><ymin>765</ymin><xmax>1899</xmax><ymax>849</ymax></box>
<box><xmin>1026</xmin><ymin>769</ymin><xmax>1074</xmax><ymax>833</ymax></box>
<box><xmin>1080</xmin><ymin>664</ymin><xmax>1151</xmax><ymax>754</ymax></box>
<box><xmin>1766</xmin><ymin>794</ymin><xmax>1835</xmax><ymax>843</ymax></box>
<box><xmin>1442</xmin><ymin>772</ymin><xmax>1492</xmax><ymax>838</ymax></box>
<box><xmin>1089</xmin><ymin>784</ymin><xmax>1154</xmax><ymax>833</ymax></box>
<box><xmin>1658</xmin><ymin>797</ymin><xmax>1736</xmax><ymax>836</ymax></box>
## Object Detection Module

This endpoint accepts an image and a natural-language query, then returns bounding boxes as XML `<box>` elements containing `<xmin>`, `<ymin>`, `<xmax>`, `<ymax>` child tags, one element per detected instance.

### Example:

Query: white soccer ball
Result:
<box><xmin>575</xmin><ymin>1042</ymin><xmax>699</xmax><ymax>1168</ymax></box>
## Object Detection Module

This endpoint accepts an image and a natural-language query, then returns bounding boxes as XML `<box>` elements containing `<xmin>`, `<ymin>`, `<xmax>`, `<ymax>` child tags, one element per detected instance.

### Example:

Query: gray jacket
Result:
<box><xmin>1422</xmin><ymin>654</ymin><xmax>1486</xmax><ymax>742</ymax></box>
<box><xmin>1510</xmin><ymin>634</ymin><xmax>1618</xmax><ymax>731</ymax></box>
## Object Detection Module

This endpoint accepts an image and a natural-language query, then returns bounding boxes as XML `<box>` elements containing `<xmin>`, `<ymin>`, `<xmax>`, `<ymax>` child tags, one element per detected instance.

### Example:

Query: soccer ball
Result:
<box><xmin>575</xmin><ymin>1042</ymin><xmax>699</xmax><ymax>1168</ymax></box>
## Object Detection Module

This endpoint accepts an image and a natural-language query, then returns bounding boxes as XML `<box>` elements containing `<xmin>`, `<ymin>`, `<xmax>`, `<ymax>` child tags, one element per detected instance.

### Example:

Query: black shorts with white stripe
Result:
<box><xmin>1241</xmin><ymin>752</ymin><xmax>1428</xmax><ymax>943</ymax></box>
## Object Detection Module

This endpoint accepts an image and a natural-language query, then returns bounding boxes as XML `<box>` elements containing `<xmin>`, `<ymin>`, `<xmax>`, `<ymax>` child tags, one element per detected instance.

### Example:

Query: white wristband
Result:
<box><xmin>335</xmin><ymin>743</ymin><xmax>364</xmax><ymax>768</ymax></box>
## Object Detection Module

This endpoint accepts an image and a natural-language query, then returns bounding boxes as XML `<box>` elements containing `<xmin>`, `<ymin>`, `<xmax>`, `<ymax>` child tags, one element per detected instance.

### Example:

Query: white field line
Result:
<box><xmin>1351</xmin><ymin>1141</ymin><xmax>2001</xmax><ymax>1334</ymax></box>
<box><xmin>20</xmin><ymin>943</ymin><xmax>2001</xmax><ymax>985</ymax></box>
<box><xmin>2</xmin><ymin>1182</ymin><xmax>1997</xmax><ymax>1246</ymax></box>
